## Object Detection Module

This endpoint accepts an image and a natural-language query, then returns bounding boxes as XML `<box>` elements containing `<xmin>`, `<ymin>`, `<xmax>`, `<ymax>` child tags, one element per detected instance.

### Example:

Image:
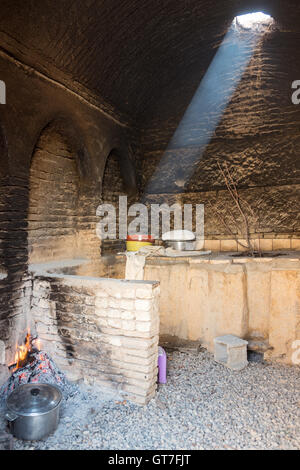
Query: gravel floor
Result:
<box><xmin>1</xmin><ymin>349</ymin><xmax>299</xmax><ymax>450</ymax></box>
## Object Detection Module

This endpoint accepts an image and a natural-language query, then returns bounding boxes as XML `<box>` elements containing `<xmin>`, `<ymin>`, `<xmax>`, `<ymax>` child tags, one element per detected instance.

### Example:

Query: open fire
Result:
<box><xmin>13</xmin><ymin>328</ymin><xmax>41</xmax><ymax>371</ymax></box>
<box><xmin>0</xmin><ymin>328</ymin><xmax>77</xmax><ymax>402</ymax></box>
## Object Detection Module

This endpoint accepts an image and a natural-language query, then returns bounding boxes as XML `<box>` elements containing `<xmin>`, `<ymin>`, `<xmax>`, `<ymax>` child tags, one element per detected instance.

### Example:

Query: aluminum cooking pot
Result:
<box><xmin>164</xmin><ymin>240</ymin><xmax>196</xmax><ymax>251</ymax></box>
<box><xmin>5</xmin><ymin>383</ymin><xmax>62</xmax><ymax>440</ymax></box>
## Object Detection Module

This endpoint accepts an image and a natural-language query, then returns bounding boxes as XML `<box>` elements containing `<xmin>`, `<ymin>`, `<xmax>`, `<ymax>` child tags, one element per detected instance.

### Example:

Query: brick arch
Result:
<box><xmin>100</xmin><ymin>148</ymin><xmax>138</xmax><ymax>253</ymax></box>
<box><xmin>102</xmin><ymin>147</ymin><xmax>138</xmax><ymax>199</ymax></box>
<box><xmin>28</xmin><ymin>120</ymin><xmax>81</xmax><ymax>263</ymax></box>
<box><xmin>102</xmin><ymin>150</ymin><xmax>128</xmax><ymax>201</ymax></box>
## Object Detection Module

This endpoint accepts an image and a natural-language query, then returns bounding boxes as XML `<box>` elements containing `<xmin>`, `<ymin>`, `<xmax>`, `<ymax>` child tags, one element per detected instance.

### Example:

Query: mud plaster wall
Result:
<box><xmin>144</xmin><ymin>255</ymin><xmax>300</xmax><ymax>364</ymax></box>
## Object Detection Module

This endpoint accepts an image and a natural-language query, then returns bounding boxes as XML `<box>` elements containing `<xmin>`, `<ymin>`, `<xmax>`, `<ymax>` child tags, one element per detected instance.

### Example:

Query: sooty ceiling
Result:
<box><xmin>0</xmin><ymin>0</ymin><xmax>300</xmax><ymax>127</ymax></box>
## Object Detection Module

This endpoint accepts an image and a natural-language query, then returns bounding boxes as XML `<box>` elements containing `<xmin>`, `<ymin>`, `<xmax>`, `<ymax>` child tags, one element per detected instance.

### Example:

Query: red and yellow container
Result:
<box><xmin>126</xmin><ymin>234</ymin><xmax>154</xmax><ymax>252</ymax></box>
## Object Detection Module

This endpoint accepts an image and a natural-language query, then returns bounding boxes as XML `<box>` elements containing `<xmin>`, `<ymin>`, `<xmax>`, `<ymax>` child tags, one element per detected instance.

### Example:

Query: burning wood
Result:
<box><xmin>1</xmin><ymin>330</ymin><xmax>78</xmax><ymax>403</ymax></box>
<box><xmin>12</xmin><ymin>328</ymin><xmax>40</xmax><ymax>371</ymax></box>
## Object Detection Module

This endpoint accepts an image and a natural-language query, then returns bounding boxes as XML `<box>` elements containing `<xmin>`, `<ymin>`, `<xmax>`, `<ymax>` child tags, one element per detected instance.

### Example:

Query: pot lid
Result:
<box><xmin>162</xmin><ymin>230</ymin><xmax>195</xmax><ymax>241</ymax></box>
<box><xmin>6</xmin><ymin>383</ymin><xmax>62</xmax><ymax>416</ymax></box>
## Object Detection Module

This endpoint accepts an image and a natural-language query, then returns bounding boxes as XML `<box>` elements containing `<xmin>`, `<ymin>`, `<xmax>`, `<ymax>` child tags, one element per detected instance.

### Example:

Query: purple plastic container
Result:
<box><xmin>158</xmin><ymin>346</ymin><xmax>167</xmax><ymax>384</ymax></box>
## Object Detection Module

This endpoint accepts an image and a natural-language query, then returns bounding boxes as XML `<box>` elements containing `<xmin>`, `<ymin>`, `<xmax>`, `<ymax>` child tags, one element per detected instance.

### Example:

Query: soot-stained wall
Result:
<box><xmin>101</xmin><ymin>150</ymin><xmax>139</xmax><ymax>253</ymax></box>
<box><xmin>0</xmin><ymin>0</ymin><xmax>300</xmax><ymax>359</ymax></box>
<box><xmin>0</xmin><ymin>50</ymin><xmax>137</xmax><ymax>361</ymax></box>
<box><xmin>28</xmin><ymin>122</ymin><xmax>81</xmax><ymax>263</ymax></box>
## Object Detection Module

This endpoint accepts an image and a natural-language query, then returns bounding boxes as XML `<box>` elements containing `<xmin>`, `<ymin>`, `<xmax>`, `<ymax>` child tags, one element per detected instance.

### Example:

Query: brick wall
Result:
<box><xmin>101</xmin><ymin>151</ymin><xmax>138</xmax><ymax>254</ymax></box>
<box><xmin>101</xmin><ymin>151</ymin><xmax>127</xmax><ymax>253</ymax></box>
<box><xmin>31</xmin><ymin>273</ymin><xmax>160</xmax><ymax>404</ymax></box>
<box><xmin>139</xmin><ymin>28</ymin><xmax>300</xmax><ymax>248</ymax></box>
<box><xmin>28</xmin><ymin>123</ymin><xmax>80</xmax><ymax>262</ymax></box>
<box><xmin>0</xmin><ymin>173</ymin><xmax>33</xmax><ymax>362</ymax></box>
<box><xmin>144</xmin><ymin>189</ymin><xmax>300</xmax><ymax>252</ymax></box>
<box><xmin>28</xmin><ymin>122</ymin><xmax>101</xmax><ymax>264</ymax></box>
<box><xmin>0</xmin><ymin>52</ymin><xmax>132</xmax><ymax>370</ymax></box>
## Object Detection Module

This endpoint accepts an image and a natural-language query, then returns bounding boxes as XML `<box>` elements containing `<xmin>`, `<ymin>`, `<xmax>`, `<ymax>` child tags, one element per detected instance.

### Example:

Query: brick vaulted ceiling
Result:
<box><xmin>1</xmin><ymin>0</ymin><xmax>300</xmax><ymax>128</ymax></box>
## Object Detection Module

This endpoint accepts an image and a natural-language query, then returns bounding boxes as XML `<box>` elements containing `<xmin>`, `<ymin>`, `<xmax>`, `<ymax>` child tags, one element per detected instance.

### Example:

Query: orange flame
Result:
<box><xmin>13</xmin><ymin>328</ymin><xmax>42</xmax><ymax>371</ymax></box>
<box><xmin>14</xmin><ymin>328</ymin><xmax>31</xmax><ymax>370</ymax></box>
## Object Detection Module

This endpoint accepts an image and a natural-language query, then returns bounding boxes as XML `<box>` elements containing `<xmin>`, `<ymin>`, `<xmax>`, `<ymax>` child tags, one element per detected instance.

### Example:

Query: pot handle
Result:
<box><xmin>5</xmin><ymin>410</ymin><xmax>18</xmax><ymax>422</ymax></box>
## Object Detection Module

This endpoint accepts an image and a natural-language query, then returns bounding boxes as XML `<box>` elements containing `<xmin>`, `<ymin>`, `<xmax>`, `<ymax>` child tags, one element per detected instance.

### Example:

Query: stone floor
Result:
<box><xmin>1</xmin><ymin>349</ymin><xmax>300</xmax><ymax>450</ymax></box>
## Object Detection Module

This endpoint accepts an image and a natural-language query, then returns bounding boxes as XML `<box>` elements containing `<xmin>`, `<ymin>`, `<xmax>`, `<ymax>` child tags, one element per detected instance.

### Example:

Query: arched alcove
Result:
<box><xmin>28</xmin><ymin>121</ymin><xmax>81</xmax><ymax>263</ymax></box>
<box><xmin>101</xmin><ymin>149</ymin><xmax>137</xmax><ymax>253</ymax></box>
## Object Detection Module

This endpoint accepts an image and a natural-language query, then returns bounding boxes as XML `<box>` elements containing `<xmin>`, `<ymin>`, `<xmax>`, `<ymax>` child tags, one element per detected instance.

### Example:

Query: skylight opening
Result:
<box><xmin>234</xmin><ymin>12</ymin><xmax>274</xmax><ymax>31</ymax></box>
